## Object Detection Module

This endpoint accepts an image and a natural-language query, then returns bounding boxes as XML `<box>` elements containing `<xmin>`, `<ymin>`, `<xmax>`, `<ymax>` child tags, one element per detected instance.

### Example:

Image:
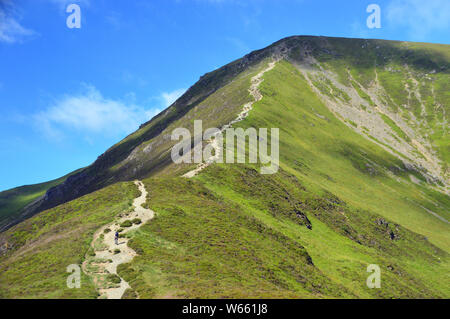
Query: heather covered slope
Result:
<box><xmin>0</xmin><ymin>36</ymin><xmax>449</xmax><ymax>298</ymax></box>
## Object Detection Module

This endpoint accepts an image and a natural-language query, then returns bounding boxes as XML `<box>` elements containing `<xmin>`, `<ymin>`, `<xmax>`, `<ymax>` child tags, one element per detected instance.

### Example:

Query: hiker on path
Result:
<box><xmin>114</xmin><ymin>231</ymin><xmax>119</xmax><ymax>245</ymax></box>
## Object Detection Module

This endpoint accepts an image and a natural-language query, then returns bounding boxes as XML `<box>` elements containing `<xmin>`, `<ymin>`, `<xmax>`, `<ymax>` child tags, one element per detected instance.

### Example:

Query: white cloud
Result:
<box><xmin>161</xmin><ymin>88</ymin><xmax>186</xmax><ymax>107</ymax></box>
<box><xmin>0</xmin><ymin>6</ymin><xmax>35</xmax><ymax>44</ymax></box>
<box><xmin>386</xmin><ymin>0</ymin><xmax>450</xmax><ymax>39</ymax></box>
<box><xmin>34</xmin><ymin>85</ymin><xmax>160</xmax><ymax>140</ymax></box>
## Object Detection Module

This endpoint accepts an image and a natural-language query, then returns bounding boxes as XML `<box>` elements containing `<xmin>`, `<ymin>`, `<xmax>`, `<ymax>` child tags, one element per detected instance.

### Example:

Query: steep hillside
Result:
<box><xmin>287</xmin><ymin>37</ymin><xmax>449</xmax><ymax>189</ymax></box>
<box><xmin>0</xmin><ymin>182</ymin><xmax>138</xmax><ymax>298</ymax></box>
<box><xmin>0</xmin><ymin>36</ymin><xmax>448</xmax><ymax>299</ymax></box>
<box><xmin>118</xmin><ymin>52</ymin><xmax>449</xmax><ymax>298</ymax></box>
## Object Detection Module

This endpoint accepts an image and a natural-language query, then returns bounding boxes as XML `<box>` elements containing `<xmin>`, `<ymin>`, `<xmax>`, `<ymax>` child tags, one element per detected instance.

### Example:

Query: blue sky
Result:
<box><xmin>0</xmin><ymin>0</ymin><xmax>449</xmax><ymax>191</ymax></box>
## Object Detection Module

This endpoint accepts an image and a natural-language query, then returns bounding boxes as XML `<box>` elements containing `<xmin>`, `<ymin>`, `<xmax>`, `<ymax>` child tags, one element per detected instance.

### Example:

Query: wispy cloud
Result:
<box><xmin>34</xmin><ymin>85</ymin><xmax>160</xmax><ymax>141</ymax></box>
<box><xmin>386</xmin><ymin>0</ymin><xmax>450</xmax><ymax>39</ymax></box>
<box><xmin>161</xmin><ymin>88</ymin><xmax>187</xmax><ymax>107</ymax></box>
<box><xmin>0</xmin><ymin>1</ymin><xmax>35</xmax><ymax>44</ymax></box>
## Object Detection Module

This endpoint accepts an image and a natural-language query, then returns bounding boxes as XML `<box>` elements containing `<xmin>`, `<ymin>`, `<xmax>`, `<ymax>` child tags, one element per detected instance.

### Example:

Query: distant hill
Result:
<box><xmin>0</xmin><ymin>169</ymin><xmax>82</xmax><ymax>232</ymax></box>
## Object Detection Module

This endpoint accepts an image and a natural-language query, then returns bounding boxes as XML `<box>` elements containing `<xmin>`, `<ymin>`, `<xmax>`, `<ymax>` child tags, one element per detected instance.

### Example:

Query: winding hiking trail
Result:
<box><xmin>183</xmin><ymin>58</ymin><xmax>279</xmax><ymax>178</ymax></box>
<box><xmin>83</xmin><ymin>180</ymin><xmax>154</xmax><ymax>299</ymax></box>
<box><xmin>83</xmin><ymin>58</ymin><xmax>279</xmax><ymax>298</ymax></box>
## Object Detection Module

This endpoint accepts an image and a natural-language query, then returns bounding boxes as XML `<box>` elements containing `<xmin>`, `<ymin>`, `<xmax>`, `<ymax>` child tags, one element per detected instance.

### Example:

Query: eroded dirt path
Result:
<box><xmin>183</xmin><ymin>58</ymin><xmax>280</xmax><ymax>178</ymax></box>
<box><xmin>83</xmin><ymin>180</ymin><xmax>154</xmax><ymax>299</ymax></box>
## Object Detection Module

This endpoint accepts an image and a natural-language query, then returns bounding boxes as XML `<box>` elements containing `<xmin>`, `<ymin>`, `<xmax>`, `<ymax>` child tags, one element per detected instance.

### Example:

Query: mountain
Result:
<box><xmin>0</xmin><ymin>36</ymin><xmax>449</xmax><ymax>299</ymax></box>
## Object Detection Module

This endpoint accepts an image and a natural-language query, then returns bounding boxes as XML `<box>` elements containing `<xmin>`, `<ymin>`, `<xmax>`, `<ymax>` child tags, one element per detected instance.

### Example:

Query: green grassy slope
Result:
<box><xmin>115</xmin><ymin>167</ymin><xmax>447</xmax><ymax>298</ymax></box>
<box><xmin>252</xmin><ymin>60</ymin><xmax>449</xmax><ymax>250</ymax></box>
<box><xmin>289</xmin><ymin>37</ymin><xmax>449</xmax><ymax>183</ymax></box>
<box><xmin>119</xmin><ymin>177</ymin><xmax>353</xmax><ymax>298</ymax></box>
<box><xmin>116</xmin><ymin>60</ymin><xmax>448</xmax><ymax>298</ymax></box>
<box><xmin>0</xmin><ymin>182</ymin><xmax>138</xmax><ymax>298</ymax></box>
